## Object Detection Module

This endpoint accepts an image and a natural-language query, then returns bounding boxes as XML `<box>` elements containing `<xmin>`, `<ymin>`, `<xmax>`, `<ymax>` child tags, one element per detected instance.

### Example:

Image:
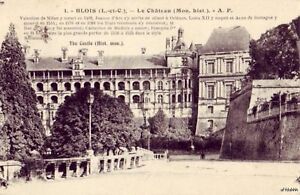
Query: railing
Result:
<box><xmin>247</xmin><ymin>102</ymin><xmax>300</xmax><ymax>123</ymax></box>
<box><xmin>153</xmin><ymin>151</ymin><xmax>168</xmax><ymax>160</ymax></box>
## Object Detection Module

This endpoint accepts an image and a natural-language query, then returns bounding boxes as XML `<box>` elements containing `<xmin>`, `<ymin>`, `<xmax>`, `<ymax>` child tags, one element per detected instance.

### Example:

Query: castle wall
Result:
<box><xmin>221</xmin><ymin>83</ymin><xmax>300</xmax><ymax>160</ymax></box>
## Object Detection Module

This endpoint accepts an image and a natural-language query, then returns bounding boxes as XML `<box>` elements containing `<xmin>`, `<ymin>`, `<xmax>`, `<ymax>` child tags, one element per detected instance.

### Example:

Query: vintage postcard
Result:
<box><xmin>0</xmin><ymin>0</ymin><xmax>299</xmax><ymax>194</ymax></box>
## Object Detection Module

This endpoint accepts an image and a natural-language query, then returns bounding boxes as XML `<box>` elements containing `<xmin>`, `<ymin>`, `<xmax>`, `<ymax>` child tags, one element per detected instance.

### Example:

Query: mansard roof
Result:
<box><xmin>200</xmin><ymin>26</ymin><xmax>251</xmax><ymax>54</ymax></box>
<box><xmin>26</xmin><ymin>55</ymin><xmax>167</xmax><ymax>71</ymax></box>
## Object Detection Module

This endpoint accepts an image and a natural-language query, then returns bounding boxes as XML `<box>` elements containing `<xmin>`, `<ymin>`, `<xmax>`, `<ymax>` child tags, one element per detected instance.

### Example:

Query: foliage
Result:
<box><xmin>0</xmin><ymin>23</ymin><xmax>45</xmax><ymax>161</ymax></box>
<box><xmin>248</xmin><ymin>17</ymin><xmax>300</xmax><ymax>79</ymax></box>
<box><xmin>49</xmin><ymin>88</ymin><xmax>141</xmax><ymax>158</ymax></box>
<box><xmin>148</xmin><ymin>109</ymin><xmax>168</xmax><ymax>135</ymax></box>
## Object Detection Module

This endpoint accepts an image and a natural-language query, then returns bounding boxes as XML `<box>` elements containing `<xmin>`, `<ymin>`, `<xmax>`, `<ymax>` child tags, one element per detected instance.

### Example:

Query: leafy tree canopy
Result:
<box><xmin>49</xmin><ymin>88</ymin><xmax>141</xmax><ymax>158</ymax></box>
<box><xmin>248</xmin><ymin>17</ymin><xmax>300</xmax><ymax>79</ymax></box>
<box><xmin>0</xmin><ymin>23</ymin><xmax>45</xmax><ymax>161</ymax></box>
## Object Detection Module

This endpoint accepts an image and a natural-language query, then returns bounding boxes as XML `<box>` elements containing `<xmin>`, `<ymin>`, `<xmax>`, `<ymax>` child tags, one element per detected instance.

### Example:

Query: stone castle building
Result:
<box><xmin>25</xmin><ymin>28</ymin><xmax>198</xmax><ymax>135</ymax></box>
<box><xmin>25</xmin><ymin>27</ymin><xmax>251</xmax><ymax>136</ymax></box>
<box><xmin>196</xmin><ymin>26</ymin><xmax>251</xmax><ymax>135</ymax></box>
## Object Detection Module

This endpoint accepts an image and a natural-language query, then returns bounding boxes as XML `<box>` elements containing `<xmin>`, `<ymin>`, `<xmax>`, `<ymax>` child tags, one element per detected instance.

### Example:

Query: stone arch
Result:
<box><xmin>64</xmin><ymin>82</ymin><xmax>71</xmax><ymax>91</ymax></box>
<box><xmin>178</xmin><ymin>94</ymin><xmax>182</xmax><ymax>103</ymax></box>
<box><xmin>157</xmin><ymin>80</ymin><xmax>163</xmax><ymax>90</ymax></box>
<box><xmin>84</xmin><ymin>82</ymin><xmax>91</xmax><ymax>88</ymax></box>
<box><xmin>178</xmin><ymin>80</ymin><xmax>183</xmax><ymax>89</ymax></box>
<box><xmin>36</xmin><ymin>83</ymin><xmax>43</xmax><ymax>92</ymax></box>
<box><xmin>132</xmin><ymin>81</ymin><xmax>140</xmax><ymax>90</ymax></box>
<box><xmin>74</xmin><ymin>82</ymin><xmax>81</xmax><ymax>92</ymax></box>
<box><xmin>103</xmin><ymin>82</ymin><xmax>111</xmax><ymax>90</ymax></box>
<box><xmin>51</xmin><ymin>95</ymin><xmax>58</xmax><ymax>104</ymax></box>
<box><xmin>37</xmin><ymin>96</ymin><xmax>44</xmax><ymax>104</ymax></box>
<box><xmin>118</xmin><ymin>95</ymin><xmax>125</xmax><ymax>102</ymax></box>
<box><xmin>142</xmin><ymin>81</ymin><xmax>150</xmax><ymax>90</ymax></box>
<box><xmin>172</xmin><ymin>94</ymin><xmax>176</xmax><ymax>103</ymax></box>
<box><xmin>50</xmin><ymin>82</ymin><xmax>58</xmax><ymax>91</ymax></box>
<box><xmin>132</xmin><ymin>95</ymin><xmax>140</xmax><ymax>103</ymax></box>
<box><xmin>118</xmin><ymin>81</ymin><xmax>125</xmax><ymax>90</ymax></box>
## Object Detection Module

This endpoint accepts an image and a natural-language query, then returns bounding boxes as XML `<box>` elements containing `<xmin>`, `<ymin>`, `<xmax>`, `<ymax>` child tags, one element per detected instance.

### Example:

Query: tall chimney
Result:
<box><xmin>61</xmin><ymin>47</ymin><xmax>68</xmax><ymax>63</ymax></box>
<box><xmin>22</xmin><ymin>45</ymin><xmax>30</xmax><ymax>58</ymax></box>
<box><xmin>166</xmin><ymin>38</ymin><xmax>171</xmax><ymax>51</ymax></box>
<box><xmin>33</xmin><ymin>49</ymin><xmax>40</xmax><ymax>63</ymax></box>
<box><xmin>97</xmin><ymin>50</ymin><xmax>104</xmax><ymax>66</ymax></box>
<box><xmin>78</xmin><ymin>48</ymin><xmax>88</xmax><ymax>60</ymax></box>
<box><xmin>171</xmin><ymin>36</ymin><xmax>177</xmax><ymax>50</ymax></box>
<box><xmin>141</xmin><ymin>47</ymin><xmax>146</xmax><ymax>54</ymax></box>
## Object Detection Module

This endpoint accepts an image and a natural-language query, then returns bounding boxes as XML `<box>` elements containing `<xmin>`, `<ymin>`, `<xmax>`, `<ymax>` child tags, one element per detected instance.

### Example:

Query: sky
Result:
<box><xmin>0</xmin><ymin>0</ymin><xmax>299</xmax><ymax>57</ymax></box>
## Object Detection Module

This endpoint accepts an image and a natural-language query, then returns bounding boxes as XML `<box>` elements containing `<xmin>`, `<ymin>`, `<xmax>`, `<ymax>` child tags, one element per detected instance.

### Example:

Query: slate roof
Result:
<box><xmin>26</xmin><ymin>55</ymin><xmax>167</xmax><ymax>71</ymax></box>
<box><xmin>200</xmin><ymin>26</ymin><xmax>250</xmax><ymax>54</ymax></box>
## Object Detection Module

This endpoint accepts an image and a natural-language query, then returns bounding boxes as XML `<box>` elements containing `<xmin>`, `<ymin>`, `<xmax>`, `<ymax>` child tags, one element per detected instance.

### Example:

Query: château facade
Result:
<box><xmin>196</xmin><ymin>26</ymin><xmax>251</xmax><ymax>135</ymax></box>
<box><xmin>25</xmin><ymin>28</ymin><xmax>198</xmax><ymax>135</ymax></box>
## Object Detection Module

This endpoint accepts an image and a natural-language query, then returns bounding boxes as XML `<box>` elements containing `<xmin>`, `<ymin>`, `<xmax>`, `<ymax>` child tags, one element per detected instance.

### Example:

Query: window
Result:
<box><xmin>226</xmin><ymin>61</ymin><xmax>233</xmax><ymax>73</ymax></box>
<box><xmin>94</xmin><ymin>82</ymin><xmax>100</xmax><ymax>90</ymax></box>
<box><xmin>178</xmin><ymin>94</ymin><xmax>182</xmax><ymax>103</ymax></box>
<box><xmin>172</xmin><ymin>80</ymin><xmax>176</xmax><ymax>89</ymax></box>
<box><xmin>64</xmin><ymin>82</ymin><xmax>71</xmax><ymax>91</ymax></box>
<box><xmin>133</xmin><ymin>95</ymin><xmax>140</xmax><ymax>103</ymax></box>
<box><xmin>207</xmin><ymin>62</ymin><xmax>215</xmax><ymax>74</ymax></box>
<box><xmin>172</xmin><ymin>94</ymin><xmax>176</xmax><ymax>103</ymax></box>
<box><xmin>143</xmin><ymin>81</ymin><xmax>150</xmax><ymax>90</ymax></box>
<box><xmin>74</xmin><ymin>82</ymin><xmax>81</xmax><ymax>92</ymax></box>
<box><xmin>51</xmin><ymin>96</ymin><xmax>58</xmax><ymax>104</ymax></box>
<box><xmin>178</xmin><ymin>80</ymin><xmax>183</xmax><ymax>89</ymax></box>
<box><xmin>50</xmin><ymin>83</ymin><xmax>58</xmax><ymax>91</ymax></box>
<box><xmin>225</xmin><ymin>84</ymin><xmax>233</xmax><ymax>98</ymax></box>
<box><xmin>132</xmin><ymin>81</ymin><xmax>140</xmax><ymax>90</ymax></box>
<box><xmin>157</xmin><ymin>81</ymin><xmax>163</xmax><ymax>90</ymax></box>
<box><xmin>207</xmin><ymin>85</ymin><xmax>215</xmax><ymax>99</ymax></box>
<box><xmin>118</xmin><ymin>82</ymin><xmax>125</xmax><ymax>90</ymax></box>
<box><xmin>208</xmin><ymin>120</ymin><xmax>213</xmax><ymax>128</ymax></box>
<box><xmin>208</xmin><ymin>106</ymin><xmax>214</xmax><ymax>113</ymax></box>
<box><xmin>75</xmin><ymin>71</ymin><xmax>80</xmax><ymax>76</ymax></box>
<box><xmin>37</xmin><ymin>96</ymin><xmax>44</xmax><ymax>104</ymax></box>
<box><xmin>158</xmin><ymin>95</ymin><xmax>163</xmax><ymax>104</ymax></box>
<box><xmin>74</xmin><ymin>64</ymin><xmax>80</xmax><ymax>70</ymax></box>
<box><xmin>37</xmin><ymin>83</ymin><xmax>43</xmax><ymax>91</ymax></box>
<box><xmin>118</xmin><ymin>95</ymin><xmax>125</xmax><ymax>102</ymax></box>
<box><xmin>103</xmin><ymin>82</ymin><xmax>111</xmax><ymax>90</ymax></box>
<box><xmin>84</xmin><ymin>82</ymin><xmax>91</xmax><ymax>88</ymax></box>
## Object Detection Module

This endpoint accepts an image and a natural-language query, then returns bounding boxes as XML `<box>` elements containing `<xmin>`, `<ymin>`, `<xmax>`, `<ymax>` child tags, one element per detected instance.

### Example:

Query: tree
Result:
<box><xmin>248</xmin><ymin>17</ymin><xmax>300</xmax><ymax>79</ymax></box>
<box><xmin>148</xmin><ymin>108</ymin><xmax>168</xmax><ymax>135</ymax></box>
<box><xmin>0</xmin><ymin>24</ymin><xmax>45</xmax><ymax>161</ymax></box>
<box><xmin>49</xmin><ymin>88</ymin><xmax>141</xmax><ymax>158</ymax></box>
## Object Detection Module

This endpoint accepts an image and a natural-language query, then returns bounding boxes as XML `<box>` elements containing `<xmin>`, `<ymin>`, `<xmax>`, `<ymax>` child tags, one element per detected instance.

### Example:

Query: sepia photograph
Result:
<box><xmin>0</xmin><ymin>0</ymin><xmax>299</xmax><ymax>194</ymax></box>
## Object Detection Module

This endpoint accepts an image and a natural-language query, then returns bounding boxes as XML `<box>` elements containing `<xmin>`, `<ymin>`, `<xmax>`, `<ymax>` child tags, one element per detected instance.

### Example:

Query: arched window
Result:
<box><xmin>143</xmin><ymin>81</ymin><xmax>150</xmax><ymax>90</ymax></box>
<box><xmin>51</xmin><ymin>96</ymin><xmax>58</xmax><ymax>104</ymax></box>
<box><xmin>178</xmin><ymin>94</ymin><xmax>182</xmax><ymax>103</ymax></box>
<box><xmin>157</xmin><ymin>81</ymin><xmax>163</xmax><ymax>90</ymax></box>
<box><xmin>74</xmin><ymin>82</ymin><xmax>81</xmax><ymax>92</ymax></box>
<box><xmin>172</xmin><ymin>94</ymin><xmax>176</xmax><ymax>103</ymax></box>
<box><xmin>118</xmin><ymin>95</ymin><xmax>125</xmax><ymax>102</ymax></box>
<box><xmin>37</xmin><ymin>83</ymin><xmax>43</xmax><ymax>92</ymax></box>
<box><xmin>188</xmin><ymin>79</ymin><xmax>192</xmax><ymax>88</ymax></box>
<box><xmin>37</xmin><ymin>96</ymin><xmax>44</xmax><ymax>104</ymax></box>
<box><xmin>172</xmin><ymin>80</ymin><xmax>176</xmax><ymax>89</ymax></box>
<box><xmin>64</xmin><ymin>95</ymin><xmax>70</xmax><ymax>101</ymax></box>
<box><xmin>64</xmin><ymin>82</ymin><xmax>71</xmax><ymax>91</ymax></box>
<box><xmin>94</xmin><ymin>82</ymin><xmax>100</xmax><ymax>90</ymax></box>
<box><xmin>133</xmin><ymin>95</ymin><xmax>140</xmax><ymax>103</ymax></box>
<box><xmin>158</xmin><ymin>95</ymin><xmax>163</xmax><ymax>104</ymax></box>
<box><xmin>84</xmin><ymin>82</ymin><xmax>91</xmax><ymax>88</ymax></box>
<box><xmin>103</xmin><ymin>82</ymin><xmax>110</xmax><ymax>90</ymax></box>
<box><xmin>51</xmin><ymin>83</ymin><xmax>58</xmax><ymax>91</ymax></box>
<box><xmin>132</xmin><ymin>81</ymin><xmax>140</xmax><ymax>90</ymax></box>
<box><xmin>178</xmin><ymin>80</ymin><xmax>183</xmax><ymax>89</ymax></box>
<box><xmin>185</xmin><ymin>79</ymin><xmax>188</xmax><ymax>88</ymax></box>
<box><xmin>118</xmin><ymin>82</ymin><xmax>125</xmax><ymax>90</ymax></box>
